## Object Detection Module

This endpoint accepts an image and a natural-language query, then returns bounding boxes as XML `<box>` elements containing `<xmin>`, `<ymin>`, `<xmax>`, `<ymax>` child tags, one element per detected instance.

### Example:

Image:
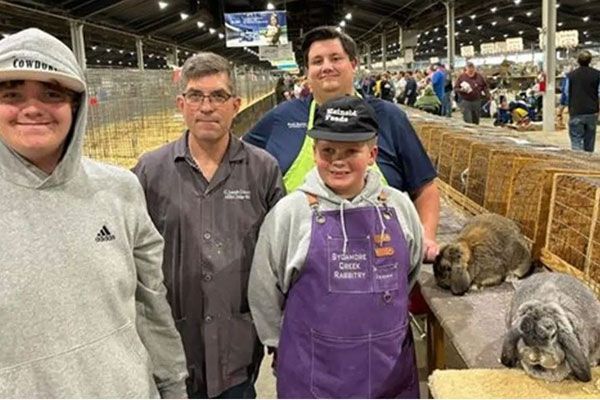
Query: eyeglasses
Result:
<box><xmin>182</xmin><ymin>90</ymin><xmax>233</xmax><ymax>106</ymax></box>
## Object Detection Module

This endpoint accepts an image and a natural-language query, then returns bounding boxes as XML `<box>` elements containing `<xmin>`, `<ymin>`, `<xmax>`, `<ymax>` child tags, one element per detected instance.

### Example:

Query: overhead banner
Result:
<box><xmin>224</xmin><ymin>11</ymin><xmax>288</xmax><ymax>47</ymax></box>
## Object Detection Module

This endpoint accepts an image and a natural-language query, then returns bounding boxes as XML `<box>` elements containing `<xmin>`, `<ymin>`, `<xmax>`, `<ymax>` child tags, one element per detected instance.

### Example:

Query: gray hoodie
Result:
<box><xmin>248</xmin><ymin>168</ymin><xmax>424</xmax><ymax>348</ymax></box>
<box><xmin>0</xmin><ymin>28</ymin><xmax>187</xmax><ymax>398</ymax></box>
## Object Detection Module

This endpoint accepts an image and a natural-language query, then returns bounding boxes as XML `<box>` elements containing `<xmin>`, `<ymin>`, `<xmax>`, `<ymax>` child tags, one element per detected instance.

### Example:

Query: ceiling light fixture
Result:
<box><xmin>491</xmin><ymin>7</ymin><xmax>497</xmax><ymax>13</ymax></box>
<box><xmin>209</xmin><ymin>28</ymin><xmax>216</xmax><ymax>34</ymax></box>
<box><xmin>340</xmin><ymin>20</ymin><xmax>346</xmax><ymax>27</ymax></box>
<box><xmin>508</xmin><ymin>16</ymin><xmax>514</xmax><ymax>21</ymax></box>
<box><xmin>345</xmin><ymin>12</ymin><xmax>352</xmax><ymax>20</ymax></box>
<box><xmin>583</xmin><ymin>16</ymin><xmax>590</xmax><ymax>22</ymax></box>
<box><xmin>218</xmin><ymin>33</ymin><xmax>224</xmax><ymax>39</ymax></box>
<box><xmin>197</xmin><ymin>21</ymin><xmax>205</xmax><ymax>28</ymax></box>
<box><xmin>180</xmin><ymin>12</ymin><xmax>189</xmax><ymax>20</ymax></box>
<box><xmin>158</xmin><ymin>1</ymin><xmax>168</xmax><ymax>10</ymax></box>
<box><xmin>526</xmin><ymin>11</ymin><xmax>532</xmax><ymax>17</ymax></box>
<box><xmin>267</xmin><ymin>2</ymin><xmax>275</xmax><ymax>10</ymax></box>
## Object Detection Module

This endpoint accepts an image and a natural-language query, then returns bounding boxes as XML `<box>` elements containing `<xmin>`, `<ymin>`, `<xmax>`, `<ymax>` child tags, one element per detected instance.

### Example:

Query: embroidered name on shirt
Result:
<box><xmin>224</xmin><ymin>189</ymin><xmax>251</xmax><ymax>200</ymax></box>
<box><xmin>287</xmin><ymin>122</ymin><xmax>307</xmax><ymax>129</ymax></box>
<box><xmin>95</xmin><ymin>225</ymin><xmax>116</xmax><ymax>242</ymax></box>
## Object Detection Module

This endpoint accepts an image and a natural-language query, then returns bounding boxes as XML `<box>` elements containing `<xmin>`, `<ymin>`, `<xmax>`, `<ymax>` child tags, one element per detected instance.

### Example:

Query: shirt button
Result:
<box><xmin>203</xmin><ymin>272</ymin><xmax>212</xmax><ymax>282</ymax></box>
<box><xmin>205</xmin><ymin>315</ymin><xmax>213</xmax><ymax>323</ymax></box>
<box><xmin>203</xmin><ymin>232</ymin><xmax>211</xmax><ymax>240</ymax></box>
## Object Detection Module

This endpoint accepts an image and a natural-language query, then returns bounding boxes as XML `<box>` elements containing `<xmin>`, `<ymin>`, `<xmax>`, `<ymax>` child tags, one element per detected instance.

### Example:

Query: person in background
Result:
<box><xmin>133</xmin><ymin>52</ymin><xmax>285</xmax><ymax>399</ymax></box>
<box><xmin>0</xmin><ymin>28</ymin><xmax>187</xmax><ymax>398</ymax></box>
<box><xmin>275</xmin><ymin>76</ymin><xmax>288</xmax><ymax>104</ymax></box>
<box><xmin>395</xmin><ymin>70</ymin><xmax>407</xmax><ymax>104</ymax></box>
<box><xmin>415</xmin><ymin>85</ymin><xmax>442</xmax><ymax>115</ymax></box>
<box><xmin>563</xmin><ymin>50</ymin><xmax>600</xmax><ymax>152</ymax></box>
<box><xmin>248</xmin><ymin>96</ymin><xmax>423</xmax><ymax>398</ymax></box>
<box><xmin>454</xmin><ymin>61</ymin><xmax>491</xmax><ymax>125</ymax></box>
<box><xmin>431</xmin><ymin>63</ymin><xmax>452</xmax><ymax>117</ymax></box>
<box><xmin>244</xmin><ymin>25</ymin><xmax>439</xmax><ymax>262</ymax></box>
<box><xmin>404</xmin><ymin>70</ymin><xmax>418</xmax><ymax>106</ymax></box>
<box><xmin>380</xmin><ymin>72</ymin><xmax>396</xmax><ymax>102</ymax></box>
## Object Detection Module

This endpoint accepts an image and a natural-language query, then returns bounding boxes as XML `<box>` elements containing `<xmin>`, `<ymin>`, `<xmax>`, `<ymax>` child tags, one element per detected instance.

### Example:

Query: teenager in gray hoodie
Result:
<box><xmin>0</xmin><ymin>28</ymin><xmax>187</xmax><ymax>397</ymax></box>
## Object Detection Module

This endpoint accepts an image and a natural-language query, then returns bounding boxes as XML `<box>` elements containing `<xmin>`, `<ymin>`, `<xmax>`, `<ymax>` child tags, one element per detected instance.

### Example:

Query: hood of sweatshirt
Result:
<box><xmin>0</xmin><ymin>28</ymin><xmax>88</xmax><ymax>189</ymax></box>
<box><xmin>298</xmin><ymin>168</ymin><xmax>388</xmax><ymax>254</ymax></box>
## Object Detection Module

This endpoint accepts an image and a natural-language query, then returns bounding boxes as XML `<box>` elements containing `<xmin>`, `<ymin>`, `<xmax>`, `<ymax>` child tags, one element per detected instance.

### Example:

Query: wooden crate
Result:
<box><xmin>506</xmin><ymin>160</ymin><xmax>600</xmax><ymax>260</ymax></box>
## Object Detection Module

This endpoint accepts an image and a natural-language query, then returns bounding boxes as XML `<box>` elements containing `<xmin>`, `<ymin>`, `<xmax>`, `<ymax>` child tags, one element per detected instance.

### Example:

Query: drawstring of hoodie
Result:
<box><xmin>365</xmin><ymin>197</ymin><xmax>387</xmax><ymax>246</ymax></box>
<box><xmin>340</xmin><ymin>199</ymin><xmax>349</xmax><ymax>254</ymax></box>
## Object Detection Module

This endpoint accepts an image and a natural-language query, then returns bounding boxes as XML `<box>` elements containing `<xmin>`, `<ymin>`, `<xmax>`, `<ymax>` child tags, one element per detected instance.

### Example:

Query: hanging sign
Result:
<box><xmin>460</xmin><ymin>45</ymin><xmax>475</xmax><ymax>57</ymax></box>
<box><xmin>505</xmin><ymin>37</ymin><xmax>524</xmax><ymax>52</ymax></box>
<box><xmin>224</xmin><ymin>11</ymin><xmax>288</xmax><ymax>47</ymax></box>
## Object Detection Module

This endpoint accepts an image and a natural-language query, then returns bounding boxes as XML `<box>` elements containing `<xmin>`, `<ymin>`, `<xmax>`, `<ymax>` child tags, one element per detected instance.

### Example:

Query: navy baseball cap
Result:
<box><xmin>308</xmin><ymin>96</ymin><xmax>379</xmax><ymax>142</ymax></box>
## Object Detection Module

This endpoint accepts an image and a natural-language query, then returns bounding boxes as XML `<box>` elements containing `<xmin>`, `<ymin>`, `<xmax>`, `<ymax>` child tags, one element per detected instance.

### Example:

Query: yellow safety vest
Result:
<box><xmin>282</xmin><ymin>99</ymin><xmax>388</xmax><ymax>192</ymax></box>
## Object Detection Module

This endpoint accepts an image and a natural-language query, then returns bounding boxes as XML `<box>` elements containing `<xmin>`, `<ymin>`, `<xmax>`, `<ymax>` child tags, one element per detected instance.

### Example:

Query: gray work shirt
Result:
<box><xmin>133</xmin><ymin>132</ymin><xmax>285</xmax><ymax>397</ymax></box>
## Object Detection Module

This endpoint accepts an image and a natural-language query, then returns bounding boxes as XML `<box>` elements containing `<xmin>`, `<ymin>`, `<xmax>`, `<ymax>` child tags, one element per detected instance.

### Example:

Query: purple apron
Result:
<box><xmin>277</xmin><ymin>194</ymin><xmax>419</xmax><ymax>399</ymax></box>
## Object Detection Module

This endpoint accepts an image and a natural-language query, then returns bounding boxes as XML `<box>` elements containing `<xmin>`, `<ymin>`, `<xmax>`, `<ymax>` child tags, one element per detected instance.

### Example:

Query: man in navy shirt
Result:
<box><xmin>244</xmin><ymin>25</ymin><xmax>440</xmax><ymax>261</ymax></box>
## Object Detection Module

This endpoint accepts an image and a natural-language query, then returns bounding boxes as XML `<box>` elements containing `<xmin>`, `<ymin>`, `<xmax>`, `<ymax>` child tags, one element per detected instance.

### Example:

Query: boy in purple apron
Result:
<box><xmin>249</xmin><ymin>96</ymin><xmax>424</xmax><ymax>398</ymax></box>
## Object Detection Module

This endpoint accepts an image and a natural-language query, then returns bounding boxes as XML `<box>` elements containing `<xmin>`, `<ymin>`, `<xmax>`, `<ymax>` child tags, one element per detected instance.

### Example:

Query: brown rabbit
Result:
<box><xmin>433</xmin><ymin>213</ymin><xmax>532</xmax><ymax>295</ymax></box>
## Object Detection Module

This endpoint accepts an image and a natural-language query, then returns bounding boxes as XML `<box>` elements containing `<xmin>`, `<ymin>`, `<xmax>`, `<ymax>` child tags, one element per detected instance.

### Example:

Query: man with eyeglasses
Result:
<box><xmin>133</xmin><ymin>52</ymin><xmax>285</xmax><ymax>399</ymax></box>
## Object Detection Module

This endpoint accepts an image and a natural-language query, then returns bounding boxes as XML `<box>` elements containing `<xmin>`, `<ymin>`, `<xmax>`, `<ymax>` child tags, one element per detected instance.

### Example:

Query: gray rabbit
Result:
<box><xmin>433</xmin><ymin>213</ymin><xmax>532</xmax><ymax>295</ymax></box>
<box><xmin>501</xmin><ymin>272</ymin><xmax>600</xmax><ymax>382</ymax></box>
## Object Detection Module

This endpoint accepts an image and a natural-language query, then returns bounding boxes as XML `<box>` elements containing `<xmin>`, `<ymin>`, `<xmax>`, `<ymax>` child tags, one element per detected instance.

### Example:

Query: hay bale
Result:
<box><xmin>429</xmin><ymin>368</ymin><xmax>600</xmax><ymax>399</ymax></box>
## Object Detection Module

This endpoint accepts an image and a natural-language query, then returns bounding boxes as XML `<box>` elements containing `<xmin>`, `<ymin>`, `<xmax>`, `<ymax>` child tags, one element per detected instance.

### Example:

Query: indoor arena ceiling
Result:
<box><xmin>1</xmin><ymin>0</ymin><xmax>599</xmax><ymax>69</ymax></box>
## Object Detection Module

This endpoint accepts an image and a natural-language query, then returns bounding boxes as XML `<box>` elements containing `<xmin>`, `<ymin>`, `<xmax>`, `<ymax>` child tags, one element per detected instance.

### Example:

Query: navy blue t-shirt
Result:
<box><xmin>243</xmin><ymin>95</ymin><xmax>436</xmax><ymax>193</ymax></box>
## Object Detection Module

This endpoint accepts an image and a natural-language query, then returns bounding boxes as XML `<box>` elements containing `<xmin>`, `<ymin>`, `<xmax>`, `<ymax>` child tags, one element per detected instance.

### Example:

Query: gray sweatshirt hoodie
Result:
<box><xmin>0</xmin><ymin>28</ymin><xmax>187</xmax><ymax>398</ymax></box>
<box><xmin>248</xmin><ymin>168</ymin><xmax>424</xmax><ymax>348</ymax></box>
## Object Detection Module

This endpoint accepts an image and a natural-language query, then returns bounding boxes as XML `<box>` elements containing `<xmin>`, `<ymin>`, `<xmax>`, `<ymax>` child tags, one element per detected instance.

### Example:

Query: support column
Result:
<box><xmin>69</xmin><ymin>21</ymin><xmax>86</xmax><ymax>69</ymax></box>
<box><xmin>173</xmin><ymin>46</ymin><xmax>179</xmax><ymax>67</ymax></box>
<box><xmin>445</xmin><ymin>0</ymin><xmax>456</xmax><ymax>69</ymax></box>
<box><xmin>136</xmin><ymin>37</ymin><xmax>144</xmax><ymax>71</ymax></box>
<box><xmin>381</xmin><ymin>31</ymin><xmax>387</xmax><ymax>71</ymax></box>
<box><xmin>542</xmin><ymin>0</ymin><xmax>557</xmax><ymax>133</ymax></box>
<box><xmin>366</xmin><ymin>43</ymin><xmax>372</xmax><ymax>70</ymax></box>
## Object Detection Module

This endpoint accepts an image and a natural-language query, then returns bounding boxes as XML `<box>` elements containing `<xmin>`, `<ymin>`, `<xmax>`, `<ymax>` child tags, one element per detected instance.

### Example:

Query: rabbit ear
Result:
<box><xmin>501</xmin><ymin>324</ymin><xmax>521</xmax><ymax>367</ymax></box>
<box><xmin>556</xmin><ymin>313</ymin><xmax>592</xmax><ymax>382</ymax></box>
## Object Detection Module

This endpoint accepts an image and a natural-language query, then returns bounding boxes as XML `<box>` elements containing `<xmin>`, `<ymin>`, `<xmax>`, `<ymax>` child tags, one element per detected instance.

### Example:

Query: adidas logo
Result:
<box><xmin>95</xmin><ymin>225</ymin><xmax>116</xmax><ymax>242</ymax></box>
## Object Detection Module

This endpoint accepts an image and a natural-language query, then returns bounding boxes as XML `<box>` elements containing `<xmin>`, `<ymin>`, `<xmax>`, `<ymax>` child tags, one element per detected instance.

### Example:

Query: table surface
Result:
<box><xmin>419</xmin><ymin>196</ymin><xmax>515</xmax><ymax>369</ymax></box>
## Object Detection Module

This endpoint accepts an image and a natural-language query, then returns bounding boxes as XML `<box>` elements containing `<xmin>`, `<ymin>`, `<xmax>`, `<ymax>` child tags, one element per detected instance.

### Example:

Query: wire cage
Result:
<box><xmin>82</xmin><ymin>68</ymin><xmax>274</xmax><ymax>168</ymax></box>
<box><xmin>447</xmin><ymin>134</ymin><xmax>498</xmax><ymax>194</ymax></box>
<box><xmin>481</xmin><ymin>148</ymin><xmax>564</xmax><ymax>216</ymax></box>
<box><xmin>464</xmin><ymin>140</ymin><xmax>516</xmax><ymax>207</ymax></box>
<box><xmin>505</xmin><ymin>160</ymin><xmax>600</xmax><ymax>260</ymax></box>
<box><xmin>84</xmin><ymin>69</ymin><xmax>183</xmax><ymax>168</ymax></box>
